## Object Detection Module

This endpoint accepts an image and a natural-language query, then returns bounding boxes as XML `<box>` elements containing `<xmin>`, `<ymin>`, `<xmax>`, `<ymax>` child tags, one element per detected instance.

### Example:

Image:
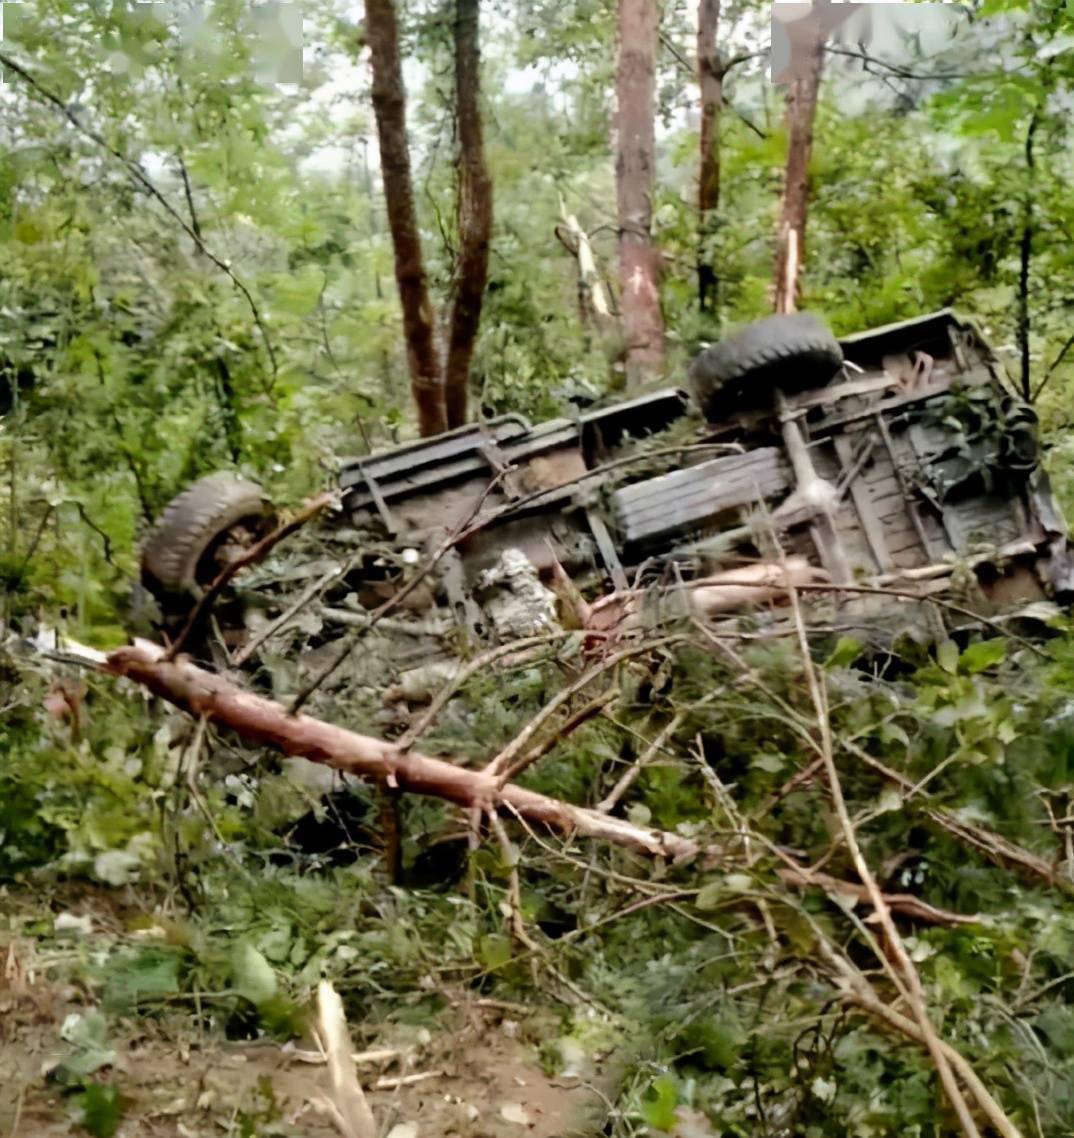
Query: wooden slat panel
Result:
<box><xmin>613</xmin><ymin>448</ymin><xmax>789</xmax><ymax>545</ymax></box>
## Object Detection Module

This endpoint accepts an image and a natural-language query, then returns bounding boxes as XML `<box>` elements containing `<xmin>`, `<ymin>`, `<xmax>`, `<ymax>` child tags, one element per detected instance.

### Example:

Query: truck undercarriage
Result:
<box><xmin>137</xmin><ymin>308</ymin><xmax>1074</xmax><ymax>700</ymax></box>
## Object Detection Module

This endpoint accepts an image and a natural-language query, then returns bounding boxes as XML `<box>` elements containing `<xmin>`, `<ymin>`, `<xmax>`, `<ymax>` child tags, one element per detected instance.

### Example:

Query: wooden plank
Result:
<box><xmin>613</xmin><ymin>448</ymin><xmax>790</xmax><ymax>544</ymax></box>
<box><xmin>833</xmin><ymin>433</ymin><xmax>894</xmax><ymax>572</ymax></box>
<box><xmin>586</xmin><ymin>508</ymin><xmax>629</xmax><ymax>591</ymax></box>
<box><xmin>613</xmin><ymin>447</ymin><xmax>783</xmax><ymax>507</ymax></box>
<box><xmin>619</xmin><ymin>465</ymin><xmax>788</xmax><ymax>529</ymax></box>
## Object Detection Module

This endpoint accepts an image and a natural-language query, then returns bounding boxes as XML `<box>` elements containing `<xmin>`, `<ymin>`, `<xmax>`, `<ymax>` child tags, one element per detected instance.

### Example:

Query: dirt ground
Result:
<box><xmin>0</xmin><ymin>917</ymin><xmax>611</xmax><ymax>1138</ymax></box>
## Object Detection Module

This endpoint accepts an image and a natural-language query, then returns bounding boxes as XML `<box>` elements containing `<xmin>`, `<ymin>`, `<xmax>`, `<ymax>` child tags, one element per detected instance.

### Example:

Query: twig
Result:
<box><xmin>597</xmin><ymin>710</ymin><xmax>686</xmax><ymax>813</ymax></box>
<box><xmin>824</xmin><ymin>45</ymin><xmax>974</xmax><ymax>81</ymax></box>
<box><xmin>1034</xmin><ymin>330</ymin><xmax>1074</xmax><ymax>401</ymax></box>
<box><xmin>844</xmin><ymin>740</ymin><xmax>1074</xmax><ymax>893</ymax></box>
<box><xmin>840</xmin><ymin>981</ymin><xmax>1023</xmax><ymax>1138</ymax></box>
<box><xmin>502</xmin><ymin>686</ymin><xmax>621</xmax><ymax>782</ymax></box>
<box><xmin>283</xmin><ymin>1045</ymin><xmax>404</xmax><ymax>1066</ymax></box>
<box><xmin>791</xmin><ymin>581</ymin><xmax>1049</xmax><ymax>659</ymax></box>
<box><xmin>71</xmin><ymin>502</ymin><xmax>112</xmax><ymax>566</ymax></box>
<box><xmin>783</xmin><ymin>566</ymin><xmax>1005</xmax><ymax>1137</ymax></box>
<box><xmin>483</xmin><ymin>638</ymin><xmax>680</xmax><ymax>785</ymax></box>
<box><xmin>373</xmin><ymin>1071</ymin><xmax>445</xmax><ymax>1089</ymax></box>
<box><xmin>776</xmin><ymin>866</ymin><xmax>979</xmax><ymax>927</ymax></box>
<box><xmin>231</xmin><ymin>561</ymin><xmax>353</xmax><ymax>667</ymax></box>
<box><xmin>396</xmin><ymin>634</ymin><xmax>563</xmax><ymax>749</ymax></box>
<box><xmin>165</xmin><ymin>491</ymin><xmax>336</xmax><ymax>661</ymax></box>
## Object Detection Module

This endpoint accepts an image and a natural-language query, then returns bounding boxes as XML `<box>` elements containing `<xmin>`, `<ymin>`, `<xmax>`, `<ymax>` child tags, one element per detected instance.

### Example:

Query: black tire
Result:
<box><xmin>689</xmin><ymin>312</ymin><xmax>844</xmax><ymax>420</ymax></box>
<box><xmin>141</xmin><ymin>473</ymin><xmax>269</xmax><ymax>598</ymax></box>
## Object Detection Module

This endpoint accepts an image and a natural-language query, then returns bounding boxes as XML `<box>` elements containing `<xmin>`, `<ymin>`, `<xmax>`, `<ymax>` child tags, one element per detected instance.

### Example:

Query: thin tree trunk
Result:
<box><xmin>442</xmin><ymin>0</ymin><xmax>492</xmax><ymax>430</ymax></box>
<box><xmin>615</xmin><ymin>0</ymin><xmax>665</xmax><ymax>388</ymax></box>
<box><xmin>697</xmin><ymin>0</ymin><xmax>722</xmax><ymax>315</ymax></box>
<box><xmin>772</xmin><ymin>21</ymin><xmax>825</xmax><ymax>316</ymax></box>
<box><xmin>1018</xmin><ymin>108</ymin><xmax>1040</xmax><ymax>402</ymax></box>
<box><xmin>365</xmin><ymin>0</ymin><xmax>446</xmax><ymax>436</ymax></box>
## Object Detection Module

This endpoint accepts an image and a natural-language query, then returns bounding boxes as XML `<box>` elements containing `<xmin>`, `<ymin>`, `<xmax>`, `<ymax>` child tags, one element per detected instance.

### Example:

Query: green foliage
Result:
<box><xmin>67</xmin><ymin>1084</ymin><xmax>126</xmax><ymax>1138</ymax></box>
<box><xmin>6</xmin><ymin>2</ymin><xmax>1074</xmax><ymax>1134</ymax></box>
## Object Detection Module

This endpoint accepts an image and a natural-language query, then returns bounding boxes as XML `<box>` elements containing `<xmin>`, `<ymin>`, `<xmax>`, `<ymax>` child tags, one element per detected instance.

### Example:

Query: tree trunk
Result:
<box><xmin>772</xmin><ymin>21</ymin><xmax>825</xmax><ymax>316</ymax></box>
<box><xmin>1018</xmin><ymin>108</ymin><xmax>1040</xmax><ymax>403</ymax></box>
<box><xmin>365</xmin><ymin>0</ymin><xmax>446</xmax><ymax>437</ymax></box>
<box><xmin>697</xmin><ymin>0</ymin><xmax>722</xmax><ymax>315</ymax></box>
<box><xmin>442</xmin><ymin>0</ymin><xmax>492</xmax><ymax>430</ymax></box>
<box><xmin>615</xmin><ymin>0</ymin><xmax>665</xmax><ymax>388</ymax></box>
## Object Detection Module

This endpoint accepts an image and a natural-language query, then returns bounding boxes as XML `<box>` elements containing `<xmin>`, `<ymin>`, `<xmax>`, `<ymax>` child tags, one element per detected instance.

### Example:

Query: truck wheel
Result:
<box><xmin>689</xmin><ymin>312</ymin><xmax>843</xmax><ymax>420</ymax></box>
<box><xmin>141</xmin><ymin>473</ymin><xmax>271</xmax><ymax>598</ymax></box>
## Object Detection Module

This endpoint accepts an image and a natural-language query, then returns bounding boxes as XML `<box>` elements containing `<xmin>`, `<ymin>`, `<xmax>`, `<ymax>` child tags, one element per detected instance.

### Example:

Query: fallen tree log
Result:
<box><xmin>105</xmin><ymin>641</ymin><xmax>703</xmax><ymax>862</ymax></box>
<box><xmin>26</xmin><ymin>632</ymin><xmax>978</xmax><ymax>927</ymax></box>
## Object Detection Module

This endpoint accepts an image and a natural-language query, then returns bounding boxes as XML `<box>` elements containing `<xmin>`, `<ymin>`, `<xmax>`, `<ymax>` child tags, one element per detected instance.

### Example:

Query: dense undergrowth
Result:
<box><xmin>6</xmin><ymin>610</ymin><xmax>1074</xmax><ymax>1136</ymax></box>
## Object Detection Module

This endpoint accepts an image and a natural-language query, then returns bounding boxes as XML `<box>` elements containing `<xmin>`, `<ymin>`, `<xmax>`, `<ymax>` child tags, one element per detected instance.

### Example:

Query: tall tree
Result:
<box><xmin>365</xmin><ymin>0</ymin><xmax>493</xmax><ymax>436</ymax></box>
<box><xmin>772</xmin><ymin>16</ymin><xmax>826</xmax><ymax>315</ymax></box>
<box><xmin>443</xmin><ymin>0</ymin><xmax>493</xmax><ymax>429</ymax></box>
<box><xmin>615</xmin><ymin>0</ymin><xmax>665</xmax><ymax>388</ymax></box>
<box><xmin>697</xmin><ymin>0</ymin><xmax>722</xmax><ymax>315</ymax></box>
<box><xmin>365</xmin><ymin>0</ymin><xmax>445</xmax><ymax>436</ymax></box>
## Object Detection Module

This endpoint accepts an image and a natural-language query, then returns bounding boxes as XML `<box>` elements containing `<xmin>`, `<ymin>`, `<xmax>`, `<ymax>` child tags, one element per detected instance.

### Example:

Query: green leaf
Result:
<box><xmin>824</xmin><ymin>636</ymin><xmax>862</xmax><ymax>669</ymax></box>
<box><xmin>479</xmin><ymin>934</ymin><xmax>513</xmax><ymax>971</ymax></box>
<box><xmin>269</xmin><ymin>264</ymin><xmax>325</xmax><ymax>318</ymax></box>
<box><xmin>959</xmin><ymin>639</ymin><xmax>1006</xmax><ymax>674</ymax></box>
<box><xmin>232</xmin><ymin>942</ymin><xmax>278</xmax><ymax>1007</ymax></box>
<box><xmin>695</xmin><ymin>882</ymin><xmax>724</xmax><ymax>911</ymax></box>
<box><xmin>102</xmin><ymin>947</ymin><xmax>180</xmax><ymax>1011</ymax></box>
<box><xmin>1033</xmin><ymin>1006</ymin><xmax>1074</xmax><ymax>1058</ymax></box>
<box><xmin>880</xmin><ymin>722</ymin><xmax>910</xmax><ymax>748</ymax></box>
<box><xmin>639</xmin><ymin>1074</ymin><xmax>680</xmax><ymax>1130</ymax></box>
<box><xmin>937</xmin><ymin>640</ymin><xmax>959</xmax><ymax>674</ymax></box>
<box><xmin>55</xmin><ymin>1012</ymin><xmax>116</xmax><ymax>1080</ymax></box>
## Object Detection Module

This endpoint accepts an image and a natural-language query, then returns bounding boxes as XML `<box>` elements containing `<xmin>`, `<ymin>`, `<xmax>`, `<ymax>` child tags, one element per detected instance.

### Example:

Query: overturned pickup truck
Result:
<box><xmin>138</xmin><ymin>309</ymin><xmax>1074</xmax><ymax>693</ymax></box>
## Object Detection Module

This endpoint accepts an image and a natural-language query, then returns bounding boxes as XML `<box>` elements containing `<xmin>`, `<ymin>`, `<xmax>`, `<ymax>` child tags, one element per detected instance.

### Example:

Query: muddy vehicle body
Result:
<box><xmin>140</xmin><ymin>308</ymin><xmax>1074</xmax><ymax>693</ymax></box>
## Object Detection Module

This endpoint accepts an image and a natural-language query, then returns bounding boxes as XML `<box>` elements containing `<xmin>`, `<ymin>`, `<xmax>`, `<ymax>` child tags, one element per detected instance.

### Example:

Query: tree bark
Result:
<box><xmin>697</xmin><ymin>0</ymin><xmax>722</xmax><ymax>315</ymax></box>
<box><xmin>365</xmin><ymin>0</ymin><xmax>446</xmax><ymax>436</ymax></box>
<box><xmin>1018</xmin><ymin>108</ymin><xmax>1040</xmax><ymax>402</ymax></box>
<box><xmin>772</xmin><ymin>21</ymin><xmax>825</xmax><ymax>316</ymax></box>
<box><xmin>442</xmin><ymin>0</ymin><xmax>492</xmax><ymax>430</ymax></box>
<box><xmin>615</xmin><ymin>0</ymin><xmax>665</xmax><ymax>388</ymax></box>
<box><xmin>104</xmin><ymin>642</ymin><xmax>702</xmax><ymax>862</ymax></box>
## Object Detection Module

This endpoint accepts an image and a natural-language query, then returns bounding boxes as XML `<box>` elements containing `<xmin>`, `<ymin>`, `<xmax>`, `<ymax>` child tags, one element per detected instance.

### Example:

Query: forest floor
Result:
<box><xmin>0</xmin><ymin>887</ymin><xmax>608</xmax><ymax>1138</ymax></box>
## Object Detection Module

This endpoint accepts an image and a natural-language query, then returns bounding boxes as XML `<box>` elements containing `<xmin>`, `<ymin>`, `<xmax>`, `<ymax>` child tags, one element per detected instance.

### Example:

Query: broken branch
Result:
<box><xmin>104</xmin><ymin>641</ymin><xmax>703</xmax><ymax>862</ymax></box>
